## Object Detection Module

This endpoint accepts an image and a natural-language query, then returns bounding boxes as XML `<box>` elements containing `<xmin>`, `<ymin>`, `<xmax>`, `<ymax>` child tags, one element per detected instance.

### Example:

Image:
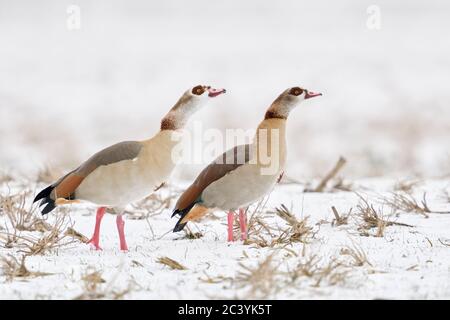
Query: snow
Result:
<box><xmin>0</xmin><ymin>0</ymin><xmax>449</xmax><ymax>300</ymax></box>
<box><xmin>1</xmin><ymin>1</ymin><xmax>450</xmax><ymax>179</ymax></box>
<box><xmin>1</xmin><ymin>177</ymin><xmax>449</xmax><ymax>299</ymax></box>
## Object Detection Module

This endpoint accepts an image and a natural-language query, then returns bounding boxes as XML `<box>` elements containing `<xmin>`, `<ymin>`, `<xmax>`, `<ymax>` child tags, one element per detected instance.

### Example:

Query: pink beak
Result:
<box><xmin>208</xmin><ymin>87</ymin><xmax>227</xmax><ymax>97</ymax></box>
<box><xmin>305</xmin><ymin>90</ymin><xmax>322</xmax><ymax>99</ymax></box>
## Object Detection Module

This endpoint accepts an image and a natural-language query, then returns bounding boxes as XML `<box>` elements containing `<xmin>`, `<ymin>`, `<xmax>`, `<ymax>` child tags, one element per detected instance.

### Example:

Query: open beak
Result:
<box><xmin>208</xmin><ymin>87</ymin><xmax>227</xmax><ymax>97</ymax></box>
<box><xmin>305</xmin><ymin>90</ymin><xmax>322</xmax><ymax>99</ymax></box>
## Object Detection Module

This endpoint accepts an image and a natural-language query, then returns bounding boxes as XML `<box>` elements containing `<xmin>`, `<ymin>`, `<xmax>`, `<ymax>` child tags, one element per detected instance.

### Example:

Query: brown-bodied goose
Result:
<box><xmin>34</xmin><ymin>85</ymin><xmax>226</xmax><ymax>250</ymax></box>
<box><xmin>172</xmin><ymin>86</ymin><xmax>321</xmax><ymax>241</ymax></box>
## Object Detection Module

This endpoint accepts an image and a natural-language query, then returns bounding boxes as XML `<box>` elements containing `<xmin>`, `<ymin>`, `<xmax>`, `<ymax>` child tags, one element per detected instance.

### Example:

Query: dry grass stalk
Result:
<box><xmin>0</xmin><ymin>171</ymin><xmax>13</xmax><ymax>185</ymax></box>
<box><xmin>285</xmin><ymin>255</ymin><xmax>349</xmax><ymax>287</ymax></box>
<box><xmin>306</xmin><ymin>156</ymin><xmax>347</xmax><ymax>192</ymax></box>
<box><xmin>340</xmin><ymin>244</ymin><xmax>372</xmax><ymax>267</ymax></box>
<box><xmin>1</xmin><ymin>191</ymin><xmax>52</xmax><ymax>248</ymax></box>
<box><xmin>272</xmin><ymin>205</ymin><xmax>313</xmax><ymax>244</ymax></box>
<box><xmin>64</xmin><ymin>227</ymin><xmax>89</xmax><ymax>243</ymax></box>
<box><xmin>234</xmin><ymin>254</ymin><xmax>281</xmax><ymax>299</ymax></box>
<box><xmin>15</xmin><ymin>214</ymin><xmax>77</xmax><ymax>256</ymax></box>
<box><xmin>199</xmin><ymin>274</ymin><xmax>233</xmax><ymax>284</ymax></box>
<box><xmin>1</xmin><ymin>191</ymin><xmax>50</xmax><ymax>232</ymax></box>
<box><xmin>356</xmin><ymin>194</ymin><xmax>413</xmax><ymax>237</ymax></box>
<box><xmin>246</xmin><ymin>197</ymin><xmax>272</xmax><ymax>237</ymax></box>
<box><xmin>331</xmin><ymin>206</ymin><xmax>351</xmax><ymax>226</ymax></box>
<box><xmin>394</xmin><ymin>179</ymin><xmax>420</xmax><ymax>193</ymax></box>
<box><xmin>331</xmin><ymin>177</ymin><xmax>354</xmax><ymax>192</ymax></box>
<box><xmin>211</xmin><ymin>253</ymin><xmax>349</xmax><ymax>299</ymax></box>
<box><xmin>440</xmin><ymin>189</ymin><xmax>450</xmax><ymax>204</ymax></box>
<box><xmin>157</xmin><ymin>256</ymin><xmax>187</xmax><ymax>270</ymax></box>
<box><xmin>128</xmin><ymin>187</ymin><xmax>178</xmax><ymax>220</ymax></box>
<box><xmin>244</xmin><ymin>197</ymin><xmax>279</xmax><ymax>247</ymax></box>
<box><xmin>183</xmin><ymin>225</ymin><xmax>203</xmax><ymax>239</ymax></box>
<box><xmin>438</xmin><ymin>238</ymin><xmax>450</xmax><ymax>247</ymax></box>
<box><xmin>382</xmin><ymin>192</ymin><xmax>432</xmax><ymax>217</ymax></box>
<box><xmin>0</xmin><ymin>254</ymin><xmax>52</xmax><ymax>280</ymax></box>
<box><xmin>81</xmin><ymin>270</ymin><xmax>106</xmax><ymax>291</ymax></box>
<box><xmin>245</xmin><ymin>201</ymin><xmax>315</xmax><ymax>248</ymax></box>
<box><xmin>74</xmin><ymin>267</ymin><xmax>133</xmax><ymax>300</ymax></box>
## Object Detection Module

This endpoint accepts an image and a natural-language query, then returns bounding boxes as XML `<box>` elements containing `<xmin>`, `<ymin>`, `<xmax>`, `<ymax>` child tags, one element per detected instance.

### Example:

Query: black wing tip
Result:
<box><xmin>34</xmin><ymin>185</ymin><xmax>56</xmax><ymax>215</ymax></box>
<box><xmin>171</xmin><ymin>209</ymin><xmax>181</xmax><ymax>218</ymax></box>
<box><xmin>172</xmin><ymin>209</ymin><xmax>187</xmax><ymax>232</ymax></box>
<box><xmin>173</xmin><ymin>220</ymin><xmax>187</xmax><ymax>233</ymax></box>
<box><xmin>171</xmin><ymin>201</ymin><xmax>199</xmax><ymax>233</ymax></box>
<box><xmin>33</xmin><ymin>185</ymin><xmax>53</xmax><ymax>203</ymax></box>
<box><xmin>41</xmin><ymin>200</ymin><xmax>56</xmax><ymax>215</ymax></box>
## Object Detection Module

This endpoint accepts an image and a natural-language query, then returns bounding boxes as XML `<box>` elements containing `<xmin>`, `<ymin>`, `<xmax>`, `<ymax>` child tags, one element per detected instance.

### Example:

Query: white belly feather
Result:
<box><xmin>76</xmin><ymin>130</ymin><xmax>183</xmax><ymax>207</ymax></box>
<box><xmin>202</xmin><ymin>163</ymin><xmax>282</xmax><ymax>210</ymax></box>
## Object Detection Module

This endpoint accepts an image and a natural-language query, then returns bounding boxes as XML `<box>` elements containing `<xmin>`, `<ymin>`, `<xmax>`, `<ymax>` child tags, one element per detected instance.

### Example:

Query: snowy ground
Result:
<box><xmin>1</xmin><ymin>175</ymin><xmax>449</xmax><ymax>300</ymax></box>
<box><xmin>1</xmin><ymin>1</ymin><xmax>450</xmax><ymax>180</ymax></box>
<box><xmin>1</xmin><ymin>0</ymin><xmax>449</xmax><ymax>301</ymax></box>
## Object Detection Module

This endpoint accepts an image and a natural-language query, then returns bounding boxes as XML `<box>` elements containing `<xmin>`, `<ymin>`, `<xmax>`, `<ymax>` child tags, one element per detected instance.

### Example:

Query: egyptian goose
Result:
<box><xmin>172</xmin><ymin>86</ymin><xmax>321</xmax><ymax>241</ymax></box>
<box><xmin>33</xmin><ymin>85</ymin><xmax>226</xmax><ymax>250</ymax></box>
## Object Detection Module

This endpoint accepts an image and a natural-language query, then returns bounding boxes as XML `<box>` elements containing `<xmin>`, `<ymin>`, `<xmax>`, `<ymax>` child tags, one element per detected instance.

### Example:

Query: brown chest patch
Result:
<box><xmin>264</xmin><ymin>110</ymin><xmax>287</xmax><ymax>120</ymax></box>
<box><xmin>53</xmin><ymin>173</ymin><xmax>84</xmax><ymax>199</ymax></box>
<box><xmin>161</xmin><ymin>117</ymin><xmax>178</xmax><ymax>130</ymax></box>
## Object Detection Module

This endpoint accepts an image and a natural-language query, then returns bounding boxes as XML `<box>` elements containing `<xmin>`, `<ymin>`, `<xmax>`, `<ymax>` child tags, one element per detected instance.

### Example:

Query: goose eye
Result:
<box><xmin>192</xmin><ymin>85</ymin><xmax>205</xmax><ymax>95</ymax></box>
<box><xmin>289</xmin><ymin>87</ymin><xmax>304</xmax><ymax>96</ymax></box>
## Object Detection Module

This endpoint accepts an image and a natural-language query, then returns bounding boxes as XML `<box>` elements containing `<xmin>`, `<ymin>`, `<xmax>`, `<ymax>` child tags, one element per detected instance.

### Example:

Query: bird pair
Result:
<box><xmin>34</xmin><ymin>85</ymin><xmax>321</xmax><ymax>251</ymax></box>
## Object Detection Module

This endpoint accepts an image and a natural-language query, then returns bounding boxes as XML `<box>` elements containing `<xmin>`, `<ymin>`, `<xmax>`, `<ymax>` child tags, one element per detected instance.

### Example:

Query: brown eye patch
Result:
<box><xmin>289</xmin><ymin>87</ymin><xmax>304</xmax><ymax>96</ymax></box>
<box><xmin>192</xmin><ymin>85</ymin><xmax>205</xmax><ymax>95</ymax></box>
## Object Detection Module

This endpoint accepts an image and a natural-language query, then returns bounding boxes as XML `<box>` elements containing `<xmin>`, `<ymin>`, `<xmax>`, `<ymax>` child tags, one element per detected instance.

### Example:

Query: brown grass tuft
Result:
<box><xmin>285</xmin><ymin>255</ymin><xmax>349</xmax><ymax>287</ymax></box>
<box><xmin>234</xmin><ymin>254</ymin><xmax>281</xmax><ymax>299</ymax></box>
<box><xmin>382</xmin><ymin>191</ymin><xmax>431</xmax><ymax>218</ymax></box>
<box><xmin>245</xmin><ymin>201</ymin><xmax>315</xmax><ymax>248</ymax></box>
<box><xmin>340</xmin><ymin>244</ymin><xmax>372</xmax><ymax>267</ymax></box>
<box><xmin>272</xmin><ymin>204</ymin><xmax>313</xmax><ymax>244</ymax></box>
<box><xmin>0</xmin><ymin>171</ymin><xmax>13</xmax><ymax>185</ymax></box>
<box><xmin>157</xmin><ymin>256</ymin><xmax>187</xmax><ymax>270</ymax></box>
<box><xmin>183</xmin><ymin>225</ymin><xmax>203</xmax><ymax>240</ymax></box>
<box><xmin>74</xmin><ymin>267</ymin><xmax>136</xmax><ymax>300</ymax></box>
<box><xmin>355</xmin><ymin>194</ymin><xmax>413</xmax><ymax>237</ymax></box>
<box><xmin>64</xmin><ymin>227</ymin><xmax>89</xmax><ymax>243</ymax></box>
<box><xmin>393</xmin><ymin>179</ymin><xmax>421</xmax><ymax>193</ymax></box>
<box><xmin>305</xmin><ymin>156</ymin><xmax>350</xmax><ymax>192</ymax></box>
<box><xmin>1</xmin><ymin>191</ymin><xmax>51</xmax><ymax>233</ymax></box>
<box><xmin>8</xmin><ymin>213</ymin><xmax>78</xmax><ymax>256</ymax></box>
<box><xmin>74</xmin><ymin>266</ymin><xmax>135</xmax><ymax>300</ymax></box>
<box><xmin>0</xmin><ymin>254</ymin><xmax>52</xmax><ymax>280</ymax></box>
<box><xmin>331</xmin><ymin>206</ymin><xmax>351</xmax><ymax>226</ymax></box>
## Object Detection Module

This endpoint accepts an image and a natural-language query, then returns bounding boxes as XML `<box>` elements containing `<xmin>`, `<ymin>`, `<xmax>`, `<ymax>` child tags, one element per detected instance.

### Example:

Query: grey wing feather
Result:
<box><xmin>76</xmin><ymin>141</ymin><xmax>143</xmax><ymax>177</ymax></box>
<box><xmin>173</xmin><ymin>144</ymin><xmax>252</xmax><ymax>214</ymax></box>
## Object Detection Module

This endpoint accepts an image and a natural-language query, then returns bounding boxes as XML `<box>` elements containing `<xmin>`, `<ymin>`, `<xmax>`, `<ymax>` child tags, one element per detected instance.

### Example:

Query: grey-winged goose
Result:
<box><xmin>34</xmin><ymin>85</ymin><xmax>226</xmax><ymax>250</ymax></box>
<box><xmin>172</xmin><ymin>86</ymin><xmax>321</xmax><ymax>241</ymax></box>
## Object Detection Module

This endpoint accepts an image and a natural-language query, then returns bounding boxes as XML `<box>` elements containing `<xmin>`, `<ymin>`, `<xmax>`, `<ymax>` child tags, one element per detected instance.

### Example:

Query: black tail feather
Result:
<box><xmin>41</xmin><ymin>200</ymin><xmax>56</xmax><ymax>215</ymax></box>
<box><xmin>34</xmin><ymin>185</ymin><xmax>56</xmax><ymax>215</ymax></box>
<box><xmin>172</xmin><ymin>208</ymin><xmax>189</xmax><ymax>232</ymax></box>
<box><xmin>33</xmin><ymin>185</ymin><xmax>53</xmax><ymax>203</ymax></box>
<box><xmin>171</xmin><ymin>209</ymin><xmax>180</xmax><ymax>218</ymax></box>
<box><xmin>173</xmin><ymin>220</ymin><xmax>187</xmax><ymax>232</ymax></box>
<box><xmin>171</xmin><ymin>202</ymin><xmax>196</xmax><ymax>233</ymax></box>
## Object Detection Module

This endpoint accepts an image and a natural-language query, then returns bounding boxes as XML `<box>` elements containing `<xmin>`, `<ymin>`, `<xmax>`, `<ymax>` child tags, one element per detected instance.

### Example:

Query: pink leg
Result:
<box><xmin>88</xmin><ymin>207</ymin><xmax>106</xmax><ymax>250</ymax></box>
<box><xmin>116</xmin><ymin>214</ymin><xmax>128</xmax><ymax>252</ymax></box>
<box><xmin>239</xmin><ymin>208</ymin><xmax>248</xmax><ymax>241</ymax></box>
<box><xmin>227</xmin><ymin>211</ymin><xmax>235</xmax><ymax>242</ymax></box>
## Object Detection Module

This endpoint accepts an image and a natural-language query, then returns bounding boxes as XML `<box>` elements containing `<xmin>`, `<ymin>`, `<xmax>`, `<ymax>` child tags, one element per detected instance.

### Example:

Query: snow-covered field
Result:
<box><xmin>1</xmin><ymin>175</ymin><xmax>449</xmax><ymax>299</ymax></box>
<box><xmin>1</xmin><ymin>1</ymin><xmax>449</xmax><ymax>300</ymax></box>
